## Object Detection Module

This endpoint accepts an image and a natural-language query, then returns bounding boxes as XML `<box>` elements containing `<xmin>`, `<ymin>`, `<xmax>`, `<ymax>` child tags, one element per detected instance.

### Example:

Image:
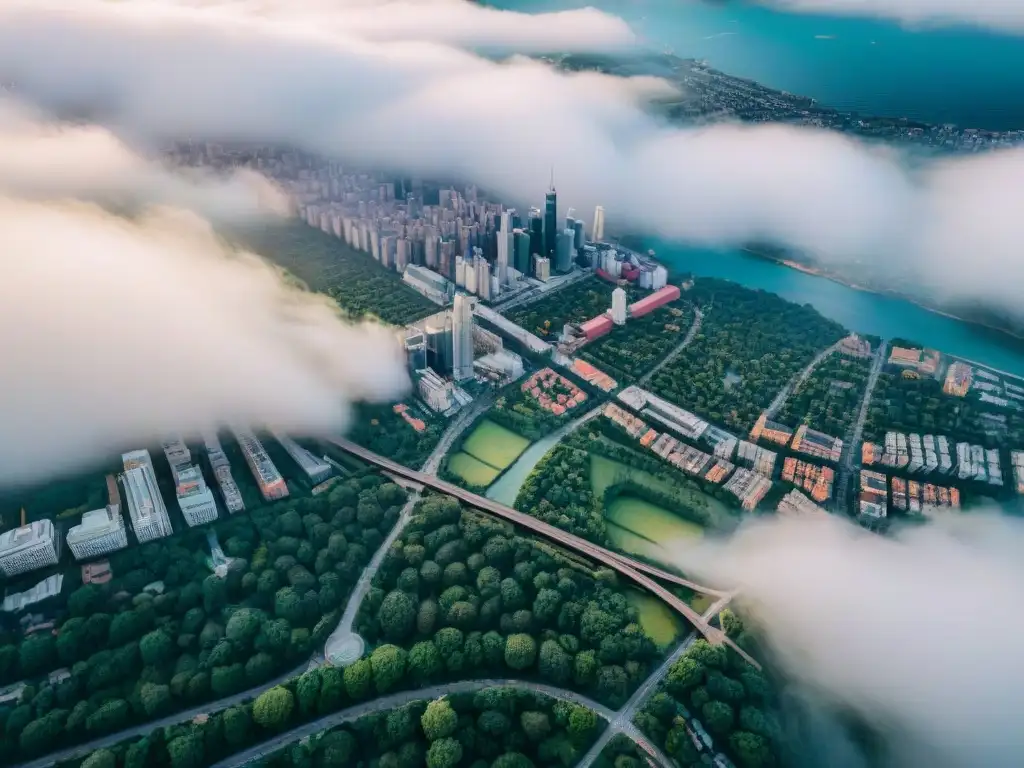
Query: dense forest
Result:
<box><xmin>634</xmin><ymin>612</ymin><xmax>784</xmax><ymax>768</ymax></box>
<box><xmin>777</xmin><ymin>352</ymin><xmax>871</xmax><ymax>438</ymax></box>
<box><xmin>346</xmin><ymin>402</ymin><xmax>445</xmax><ymax>468</ymax></box>
<box><xmin>253</xmin><ymin>688</ymin><xmax>605</xmax><ymax>768</ymax></box>
<box><xmin>230</xmin><ymin>222</ymin><xmax>437</xmax><ymax>326</ymax></box>
<box><xmin>648</xmin><ymin>280</ymin><xmax>846</xmax><ymax>432</ymax></box>
<box><xmin>581</xmin><ymin>304</ymin><xmax>690</xmax><ymax>384</ymax></box>
<box><xmin>354</xmin><ymin>495</ymin><xmax>668</xmax><ymax>709</ymax></box>
<box><xmin>62</xmin><ymin>686</ymin><xmax>605</xmax><ymax>768</ymax></box>
<box><xmin>0</xmin><ymin>475</ymin><xmax>406</xmax><ymax>764</ymax></box>
<box><xmin>486</xmin><ymin>384</ymin><xmax>579</xmax><ymax>444</ymax></box>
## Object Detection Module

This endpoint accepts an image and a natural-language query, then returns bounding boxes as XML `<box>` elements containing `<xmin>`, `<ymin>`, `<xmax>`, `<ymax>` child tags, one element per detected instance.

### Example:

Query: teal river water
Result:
<box><xmin>494</xmin><ymin>0</ymin><xmax>1024</xmax><ymax>130</ymax></box>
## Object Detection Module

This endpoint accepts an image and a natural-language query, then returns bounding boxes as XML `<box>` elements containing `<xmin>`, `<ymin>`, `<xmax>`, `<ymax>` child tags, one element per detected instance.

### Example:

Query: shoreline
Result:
<box><xmin>736</xmin><ymin>248</ymin><xmax>1024</xmax><ymax>350</ymax></box>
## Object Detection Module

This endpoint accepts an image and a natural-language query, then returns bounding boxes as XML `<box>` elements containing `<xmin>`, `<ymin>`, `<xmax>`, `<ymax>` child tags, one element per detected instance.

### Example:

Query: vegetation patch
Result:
<box><xmin>447</xmin><ymin>452</ymin><xmax>503</xmax><ymax>488</ymax></box>
<box><xmin>345</xmin><ymin>402</ymin><xmax>444</xmax><ymax>468</ymax></box>
<box><xmin>778</xmin><ymin>352</ymin><xmax>872</xmax><ymax>437</ymax></box>
<box><xmin>582</xmin><ymin>303</ymin><xmax>690</xmax><ymax>384</ymax></box>
<box><xmin>461</xmin><ymin>419</ymin><xmax>532</xmax><ymax>471</ymax></box>
<box><xmin>354</xmin><ymin>495</ymin><xmax>676</xmax><ymax>709</ymax></box>
<box><xmin>506</xmin><ymin>278</ymin><xmax>626</xmax><ymax>340</ymax></box>
<box><xmin>625</xmin><ymin>591</ymin><xmax>685</xmax><ymax>650</ymax></box>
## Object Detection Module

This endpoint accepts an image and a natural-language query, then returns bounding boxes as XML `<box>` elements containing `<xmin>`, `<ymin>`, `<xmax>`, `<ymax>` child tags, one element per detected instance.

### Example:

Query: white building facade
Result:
<box><xmin>121</xmin><ymin>450</ymin><xmax>174</xmax><ymax>543</ymax></box>
<box><xmin>67</xmin><ymin>507</ymin><xmax>128</xmax><ymax>560</ymax></box>
<box><xmin>0</xmin><ymin>520</ymin><xmax>59</xmax><ymax>577</ymax></box>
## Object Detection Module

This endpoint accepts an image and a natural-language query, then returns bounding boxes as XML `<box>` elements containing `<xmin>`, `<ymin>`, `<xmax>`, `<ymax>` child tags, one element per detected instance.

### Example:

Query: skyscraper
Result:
<box><xmin>592</xmin><ymin>205</ymin><xmax>605</xmax><ymax>242</ymax></box>
<box><xmin>555</xmin><ymin>228</ymin><xmax>574</xmax><ymax>274</ymax></box>
<box><xmin>496</xmin><ymin>210</ymin><xmax>513</xmax><ymax>286</ymax></box>
<box><xmin>528</xmin><ymin>208</ymin><xmax>543</xmax><ymax>263</ymax></box>
<box><xmin>611</xmin><ymin>287</ymin><xmax>627</xmax><ymax>325</ymax></box>
<box><xmin>572</xmin><ymin>219</ymin><xmax>585</xmax><ymax>251</ymax></box>
<box><xmin>513</xmin><ymin>229</ymin><xmax>531</xmax><ymax>276</ymax></box>
<box><xmin>544</xmin><ymin>182</ymin><xmax>558</xmax><ymax>261</ymax></box>
<box><xmin>121</xmin><ymin>450</ymin><xmax>174</xmax><ymax>543</ymax></box>
<box><xmin>452</xmin><ymin>293</ymin><xmax>475</xmax><ymax>381</ymax></box>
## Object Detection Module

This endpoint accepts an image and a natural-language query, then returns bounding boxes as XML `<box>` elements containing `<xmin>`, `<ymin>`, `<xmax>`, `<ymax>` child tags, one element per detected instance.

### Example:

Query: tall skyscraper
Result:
<box><xmin>452</xmin><ymin>293</ymin><xmax>475</xmax><ymax>381</ymax></box>
<box><xmin>544</xmin><ymin>182</ymin><xmax>558</xmax><ymax>261</ymax></box>
<box><xmin>528</xmin><ymin>208</ymin><xmax>543</xmax><ymax>263</ymax></box>
<box><xmin>513</xmin><ymin>229</ymin><xmax>532</xmax><ymax>276</ymax></box>
<box><xmin>611</xmin><ymin>287</ymin><xmax>627</xmax><ymax>325</ymax></box>
<box><xmin>476</xmin><ymin>255</ymin><xmax>492</xmax><ymax>301</ymax></box>
<box><xmin>555</xmin><ymin>229</ymin><xmax>574</xmax><ymax>274</ymax></box>
<box><xmin>572</xmin><ymin>219</ymin><xmax>585</xmax><ymax>251</ymax></box>
<box><xmin>592</xmin><ymin>205</ymin><xmax>605</xmax><ymax>242</ymax></box>
<box><xmin>496</xmin><ymin>210</ymin><xmax>513</xmax><ymax>286</ymax></box>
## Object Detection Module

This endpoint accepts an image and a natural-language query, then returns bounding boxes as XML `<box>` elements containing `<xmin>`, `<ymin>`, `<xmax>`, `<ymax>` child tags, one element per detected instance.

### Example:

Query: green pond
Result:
<box><xmin>627</xmin><ymin>590</ymin><xmax>685</xmax><ymax>649</ymax></box>
<box><xmin>461</xmin><ymin>419</ymin><xmax>531</xmax><ymax>470</ymax></box>
<box><xmin>447</xmin><ymin>452</ymin><xmax>501</xmax><ymax>487</ymax></box>
<box><xmin>605</xmin><ymin>496</ymin><xmax>703</xmax><ymax>572</ymax></box>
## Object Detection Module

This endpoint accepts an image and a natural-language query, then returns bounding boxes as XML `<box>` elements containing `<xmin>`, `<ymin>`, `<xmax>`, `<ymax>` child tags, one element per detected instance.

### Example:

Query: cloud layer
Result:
<box><xmin>1</xmin><ymin>0</ymin><xmax>1021</xmax><ymax>319</ymax></box>
<box><xmin>0</xmin><ymin>99</ymin><xmax>288</xmax><ymax>219</ymax></box>
<box><xmin>0</xmin><ymin>198</ymin><xmax>408</xmax><ymax>486</ymax></box>
<box><xmin>762</xmin><ymin>0</ymin><xmax>1024</xmax><ymax>35</ymax></box>
<box><xmin>674</xmin><ymin>513</ymin><xmax>1024</xmax><ymax>768</ymax></box>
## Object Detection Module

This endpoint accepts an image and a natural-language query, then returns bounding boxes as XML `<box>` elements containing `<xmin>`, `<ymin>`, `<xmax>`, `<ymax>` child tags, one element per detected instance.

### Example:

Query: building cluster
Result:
<box><xmin>0</xmin><ymin>520</ymin><xmax>60</xmax><ymax>578</ymax></box>
<box><xmin>1011</xmin><ymin>451</ymin><xmax>1024</xmax><ymax>494</ymax></box>
<box><xmin>568</xmin><ymin>358</ymin><xmax>618</xmax><ymax>393</ymax></box>
<box><xmin>862</xmin><ymin>431</ymin><xmax>1002</xmax><ymax>486</ymax></box>
<box><xmin>890</xmin><ymin>477</ymin><xmax>961</xmax><ymax>514</ymax></box>
<box><xmin>122</xmin><ymin>449</ymin><xmax>174</xmax><ymax>543</ymax></box>
<box><xmin>859</xmin><ymin>470</ymin><xmax>889</xmax><ymax>519</ymax></box>
<box><xmin>790</xmin><ymin>424</ymin><xmax>844</xmax><ymax>463</ymax></box>
<box><xmin>943</xmin><ymin>361</ymin><xmax>973</xmax><ymax>397</ymax></box>
<box><xmin>522</xmin><ymin>368</ymin><xmax>587</xmax><ymax>416</ymax></box>
<box><xmin>837</xmin><ymin>334</ymin><xmax>873</xmax><ymax>359</ymax></box>
<box><xmin>736</xmin><ymin>440</ymin><xmax>778</xmax><ymax>477</ymax></box>
<box><xmin>749</xmin><ymin>413</ymin><xmax>794</xmax><ymax>447</ymax></box>
<box><xmin>1</xmin><ymin>573</ymin><xmax>64</xmax><ymax>613</ymax></box>
<box><xmin>781</xmin><ymin>458</ymin><xmax>834</xmax><ymax>502</ymax></box>
<box><xmin>887</xmin><ymin>345</ymin><xmax>942</xmax><ymax>377</ymax></box>
<box><xmin>723</xmin><ymin>469</ymin><xmax>773</xmax><ymax>511</ymax></box>
<box><xmin>777</xmin><ymin>489</ymin><xmax>829</xmax><ymax>518</ymax></box>
<box><xmin>163</xmin><ymin>438</ymin><xmax>219</xmax><ymax>528</ymax></box>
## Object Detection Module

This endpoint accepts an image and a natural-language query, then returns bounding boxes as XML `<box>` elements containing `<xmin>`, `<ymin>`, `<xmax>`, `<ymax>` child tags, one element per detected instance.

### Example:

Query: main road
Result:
<box><xmin>324</xmin><ymin>437</ymin><xmax>759</xmax><ymax>671</ymax></box>
<box><xmin>834</xmin><ymin>339</ymin><xmax>888</xmax><ymax>511</ymax></box>
<box><xmin>763</xmin><ymin>337</ymin><xmax>845</xmax><ymax>419</ymax></box>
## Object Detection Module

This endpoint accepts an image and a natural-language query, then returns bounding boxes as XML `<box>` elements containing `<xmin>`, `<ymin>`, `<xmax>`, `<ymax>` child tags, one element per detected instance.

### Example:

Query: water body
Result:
<box><xmin>485</xmin><ymin>419</ymin><xmax>581</xmax><ymax>505</ymax></box>
<box><xmin>651</xmin><ymin>241</ymin><xmax>1024</xmax><ymax>377</ymax></box>
<box><xmin>492</xmin><ymin>0</ymin><xmax>1024</xmax><ymax>130</ymax></box>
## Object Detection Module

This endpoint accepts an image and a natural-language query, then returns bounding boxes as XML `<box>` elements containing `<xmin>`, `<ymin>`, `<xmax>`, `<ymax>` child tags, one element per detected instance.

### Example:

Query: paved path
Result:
<box><xmin>639</xmin><ymin>307</ymin><xmax>704</xmax><ymax>387</ymax></box>
<box><xmin>576</xmin><ymin>594</ymin><xmax>733</xmax><ymax>768</ymax></box>
<box><xmin>209</xmin><ymin>679</ymin><xmax>617</xmax><ymax>768</ymax></box>
<box><xmin>421</xmin><ymin>392</ymin><xmax>495</xmax><ymax>476</ymax></box>
<box><xmin>763</xmin><ymin>338</ymin><xmax>845</xmax><ymax>420</ymax></box>
<box><xmin>834</xmin><ymin>339</ymin><xmax>888</xmax><ymax>512</ymax></box>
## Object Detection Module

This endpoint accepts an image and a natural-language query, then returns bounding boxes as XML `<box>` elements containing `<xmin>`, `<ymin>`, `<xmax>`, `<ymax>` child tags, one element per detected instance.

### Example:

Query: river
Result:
<box><xmin>485</xmin><ymin>415</ymin><xmax>589</xmax><ymax>505</ymax></box>
<box><xmin>490</xmin><ymin>0</ymin><xmax>1024</xmax><ymax>131</ymax></box>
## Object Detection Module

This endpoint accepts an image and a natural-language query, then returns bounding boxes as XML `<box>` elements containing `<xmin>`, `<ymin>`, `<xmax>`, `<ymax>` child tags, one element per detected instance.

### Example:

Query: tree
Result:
<box><xmin>140</xmin><ymin>629</ymin><xmax>174</xmax><ymax>667</ymax></box>
<box><xmin>688</xmin><ymin>639</ymin><xmax>727</xmax><ymax>670</ymax></box>
<box><xmin>421</xmin><ymin>697</ymin><xmax>458</xmax><ymax>741</ymax></box>
<box><xmin>702</xmin><ymin>700</ymin><xmax>735</xmax><ymax>738</ymax></box>
<box><xmin>68</xmin><ymin>585</ymin><xmax>103</xmax><ymax>618</ymax></box>
<box><xmin>80</xmin><ymin>749</ymin><xmax>116</xmax><ymax>768</ymax></box>
<box><xmin>483</xmin><ymin>536</ymin><xmax>512</xmax><ymax>568</ymax></box>
<box><xmin>19</xmin><ymin>712</ymin><xmax>65</xmax><ymax>755</ymax></box>
<box><xmin>168</xmin><ymin>733</ymin><xmax>205</xmax><ymax>768</ymax></box>
<box><xmin>567</xmin><ymin>705</ymin><xmax>597</xmax><ymax>741</ymax></box>
<box><xmin>426</xmin><ymin>737</ymin><xmax>463</xmax><ymax>768</ymax></box>
<box><xmin>434</xmin><ymin>627</ymin><xmax>465</xmax><ymax>659</ymax></box>
<box><xmin>211</xmin><ymin>663</ymin><xmax>245</xmax><ymax>696</ymax></box>
<box><xmin>447</xmin><ymin>601</ymin><xmax>478</xmax><ymax>629</ymax></box>
<box><xmin>226</xmin><ymin>608</ymin><xmax>262</xmax><ymax>645</ymax></box>
<box><xmin>408</xmin><ymin>641</ymin><xmax>443</xmax><ymax>683</ymax></box>
<box><xmin>123</xmin><ymin>738</ymin><xmax>151</xmax><ymax>768</ymax></box>
<box><xmin>86</xmin><ymin>699</ymin><xmax>129</xmax><ymax>733</ymax></box>
<box><xmin>253</xmin><ymin>686</ymin><xmax>295</xmax><ymax>730</ymax></box>
<box><xmin>370</xmin><ymin>644</ymin><xmax>408</xmax><ymax>694</ymax></box>
<box><xmin>597</xmin><ymin>665</ymin><xmax>629</xmax><ymax>706</ymax></box>
<box><xmin>574</xmin><ymin>650</ymin><xmax>598</xmax><ymax>686</ymax></box>
<box><xmin>223</xmin><ymin>706</ymin><xmax>251</xmax><ymax>748</ymax></box>
<box><xmin>499</xmin><ymin>579</ymin><xmax>525</xmax><ymax>611</ymax></box>
<box><xmin>139</xmin><ymin>682</ymin><xmax>171</xmax><ymax>717</ymax></box>
<box><xmin>246</xmin><ymin>652</ymin><xmax>276</xmax><ymax>685</ymax></box>
<box><xmin>478</xmin><ymin>709</ymin><xmax>511</xmax><ymax>736</ymax></box>
<box><xmin>538</xmin><ymin>640</ymin><xmax>571</xmax><ymax>685</ymax></box>
<box><xmin>729</xmin><ymin>730</ymin><xmax>772</xmax><ymax>768</ymax></box>
<box><xmin>343</xmin><ymin>658</ymin><xmax>372</xmax><ymax>699</ymax></box>
<box><xmin>520</xmin><ymin>711</ymin><xmax>551</xmax><ymax>742</ymax></box>
<box><xmin>707</xmin><ymin>672</ymin><xmax>746</xmax><ymax>704</ymax></box>
<box><xmin>386</xmin><ymin>705</ymin><xmax>417</xmax><ymax>743</ymax></box>
<box><xmin>667</xmin><ymin>656</ymin><xmax>704</xmax><ymax>694</ymax></box>
<box><xmin>492</xmin><ymin>753</ymin><xmax>535</xmax><ymax>768</ymax></box>
<box><xmin>296</xmin><ymin>669</ymin><xmax>322</xmax><ymax>715</ymax></box>
<box><xmin>203</xmin><ymin>574</ymin><xmax>228</xmax><ymax>613</ymax></box>
<box><xmin>504</xmin><ymin>634</ymin><xmax>537</xmax><ymax>671</ymax></box>
<box><xmin>482</xmin><ymin>631</ymin><xmax>504</xmax><ymax>667</ymax></box>
<box><xmin>532</xmin><ymin>589</ymin><xmax>562</xmax><ymax>623</ymax></box>
<box><xmin>379</xmin><ymin>590</ymin><xmax>418</xmax><ymax>642</ymax></box>
<box><xmin>19</xmin><ymin>634</ymin><xmax>56</xmax><ymax>677</ymax></box>
<box><xmin>420</xmin><ymin>561</ymin><xmax>442</xmax><ymax>585</ymax></box>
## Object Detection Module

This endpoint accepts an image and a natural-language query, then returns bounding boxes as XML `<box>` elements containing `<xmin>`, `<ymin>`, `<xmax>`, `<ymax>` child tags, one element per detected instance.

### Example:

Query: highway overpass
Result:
<box><xmin>324</xmin><ymin>436</ymin><xmax>759</xmax><ymax>670</ymax></box>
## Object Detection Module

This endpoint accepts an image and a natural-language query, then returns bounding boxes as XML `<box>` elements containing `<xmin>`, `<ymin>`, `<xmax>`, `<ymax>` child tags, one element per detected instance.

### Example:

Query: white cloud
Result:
<box><xmin>672</xmin><ymin>512</ymin><xmax>1024</xmax><ymax>768</ymax></box>
<box><xmin>762</xmin><ymin>0</ymin><xmax>1024</xmax><ymax>35</ymax></box>
<box><xmin>0</xmin><ymin>198</ymin><xmax>409</xmax><ymax>485</ymax></box>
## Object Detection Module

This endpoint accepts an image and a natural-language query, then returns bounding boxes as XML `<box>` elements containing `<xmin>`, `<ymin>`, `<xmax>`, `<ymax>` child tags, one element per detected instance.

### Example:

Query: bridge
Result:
<box><xmin>324</xmin><ymin>437</ymin><xmax>759</xmax><ymax>670</ymax></box>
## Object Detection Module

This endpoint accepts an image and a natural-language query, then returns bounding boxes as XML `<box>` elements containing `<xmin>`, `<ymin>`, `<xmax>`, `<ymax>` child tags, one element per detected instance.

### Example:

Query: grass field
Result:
<box><xmin>461</xmin><ymin>420</ymin><xmax>531</xmax><ymax>470</ymax></box>
<box><xmin>627</xmin><ymin>590</ymin><xmax>685</xmax><ymax>648</ymax></box>
<box><xmin>447</xmin><ymin>452</ymin><xmax>501</xmax><ymax>487</ymax></box>
<box><xmin>606</xmin><ymin>495</ymin><xmax>705</xmax><ymax>541</ymax></box>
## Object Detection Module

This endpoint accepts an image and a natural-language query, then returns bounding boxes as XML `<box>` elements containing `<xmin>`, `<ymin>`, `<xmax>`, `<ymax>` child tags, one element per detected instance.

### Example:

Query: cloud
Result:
<box><xmin>673</xmin><ymin>513</ymin><xmax>1024</xmax><ymax>768</ymax></box>
<box><xmin>0</xmin><ymin>98</ymin><xmax>289</xmax><ymax>219</ymax></box>
<box><xmin>760</xmin><ymin>0</ymin><xmax>1024</xmax><ymax>35</ymax></box>
<box><xmin>0</xmin><ymin>197</ymin><xmax>409</xmax><ymax>486</ymax></box>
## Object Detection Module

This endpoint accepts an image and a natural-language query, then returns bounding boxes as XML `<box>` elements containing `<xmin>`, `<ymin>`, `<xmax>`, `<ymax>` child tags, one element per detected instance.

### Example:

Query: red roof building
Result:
<box><xmin>628</xmin><ymin>285</ymin><xmax>681</xmax><ymax>318</ymax></box>
<box><xmin>580</xmin><ymin>314</ymin><xmax>614</xmax><ymax>341</ymax></box>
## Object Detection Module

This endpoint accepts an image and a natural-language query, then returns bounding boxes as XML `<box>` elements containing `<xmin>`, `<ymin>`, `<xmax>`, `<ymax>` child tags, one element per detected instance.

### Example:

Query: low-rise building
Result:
<box><xmin>175</xmin><ymin>465</ymin><xmax>219</xmax><ymax>527</ymax></box>
<box><xmin>272</xmin><ymin>432</ymin><xmax>333</xmax><ymax>484</ymax></box>
<box><xmin>1</xmin><ymin>573</ymin><xmax>63</xmax><ymax>613</ymax></box>
<box><xmin>736</xmin><ymin>440</ymin><xmax>777</xmax><ymax>478</ymax></box>
<box><xmin>943</xmin><ymin>361</ymin><xmax>973</xmax><ymax>397</ymax></box>
<box><xmin>0</xmin><ymin>520</ymin><xmax>59</xmax><ymax>577</ymax></box>
<box><xmin>749</xmin><ymin>413</ymin><xmax>794</xmax><ymax>447</ymax></box>
<box><xmin>203</xmin><ymin>432</ymin><xmax>245</xmax><ymax>513</ymax></box>
<box><xmin>233</xmin><ymin>429</ymin><xmax>289</xmax><ymax>501</ymax></box>
<box><xmin>723</xmin><ymin>468</ymin><xmax>772</xmax><ymax>511</ymax></box>
<box><xmin>781</xmin><ymin>458</ymin><xmax>834</xmax><ymax>502</ymax></box>
<box><xmin>777</xmin><ymin>489</ymin><xmax>828</xmax><ymax>518</ymax></box>
<box><xmin>66</xmin><ymin>507</ymin><xmax>128</xmax><ymax>561</ymax></box>
<box><xmin>790</xmin><ymin>425</ymin><xmax>843</xmax><ymax>464</ymax></box>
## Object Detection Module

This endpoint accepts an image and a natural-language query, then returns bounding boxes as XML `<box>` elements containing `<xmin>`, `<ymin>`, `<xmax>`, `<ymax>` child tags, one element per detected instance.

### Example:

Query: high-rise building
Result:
<box><xmin>67</xmin><ymin>507</ymin><xmax>128</xmax><ymax>561</ymax></box>
<box><xmin>476</xmin><ymin>255</ymin><xmax>492</xmax><ymax>301</ymax></box>
<box><xmin>455</xmin><ymin>255</ymin><xmax>466</xmax><ymax>288</ymax></box>
<box><xmin>175</xmin><ymin>465</ymin><xmax>219</xmax><ymax>527</ymax></box>
<box><xmin>271</xmin><ymin>431</ymin><xmax>332</xmax><ymax>484</ymax></box>
<box><xmin>425</xmin><ymin>315</ymin><xmax>454</xmax><ymax>376</ymax></box>
<box><xmin>233</xmin><ymin>428</ymin><xmax>290</xmax><ymax>501</ymax></box>
<box><xmin>528</xmin><ymin>208</ymin><xmax>544</xmax><ymax>263</ymax></box>
<box><xmin>572</xmin><ymin>219</ymin><xmax>585</xmax><ymax>251</ymax></box>
<box><xmin>452</xmin><ymin>293</ymin><xmax>475</xmax><ymax>381</ymax></box>
<box><xmin>652</xmin><ymin>265</ymin><xmax>668</xmax><ymax>291</ymax></box>
<box><xmin>544</xmin><ymin>185</ymin><xmax>558</xmax><ymax>260</ymax></box>
<box><xmin>496</xmin><ymin>211</ymin><xmax>513</xmax><ymax>286</ymax></box>
<box><xmin>203</xmin><ymin>432</ymin><xmax>245</xmax><ymax>513</ymax></box>
<box><xmin>592</xmin><ymin>205</ymin><xmax>605</xmax><ymax>242</ymax></box>
<box><xmin>0</xmin><ymin>520</ymin><xmax>59</xmax><ymax>577</ymax></box>
<box><xmin>555</xmin><ymin>229</ymin><xmax>574</xmax><ymax>273</ymax></box>
<box><xmin>513</xmin><ymin>229</ymin><xmax>531</xmax><ymax>276</ymax></box>
<box><xmin>611</xmin><ymin>287</ymin><xmax>627</xmax><ymax>325</ymax></box>
<box><xmin>161</xmin><ymin>438</ymin><xmax>191</xmax><ymax>480</ymax></box>
<box><xmin>121</xmin><ymin>450</ymin><xmax>174</xmax><ymax>543</ymax></box>
<box><xmin>404</xmin><ymin>332</ymin><xmax>428</xmax><ymax>374</ymax></box>
<box><xmin>534</xmin><ymin>255</ymin><xmax>551</xmax><ymax>282</ymax></box>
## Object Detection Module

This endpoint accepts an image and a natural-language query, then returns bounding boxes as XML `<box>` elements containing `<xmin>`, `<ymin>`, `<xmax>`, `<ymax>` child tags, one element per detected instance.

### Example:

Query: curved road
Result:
<box><xmin>324</xmin><ymin>437</ymin><xmax>759</xmax><ymax>671</ymax></box>
<box><xmin>639</xmin><ymin>306</ymin><xmax>704</xmax><ymax>387</ymax></box>
<box><xmin>764</xmin><ymin>338</ymin><xmax>844</xmax><ymax>419</ymax></box>
<box><xmin>209</xmin><ymin>679</ymin><xmax>624</xmax><ymax>768</ymax></box>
